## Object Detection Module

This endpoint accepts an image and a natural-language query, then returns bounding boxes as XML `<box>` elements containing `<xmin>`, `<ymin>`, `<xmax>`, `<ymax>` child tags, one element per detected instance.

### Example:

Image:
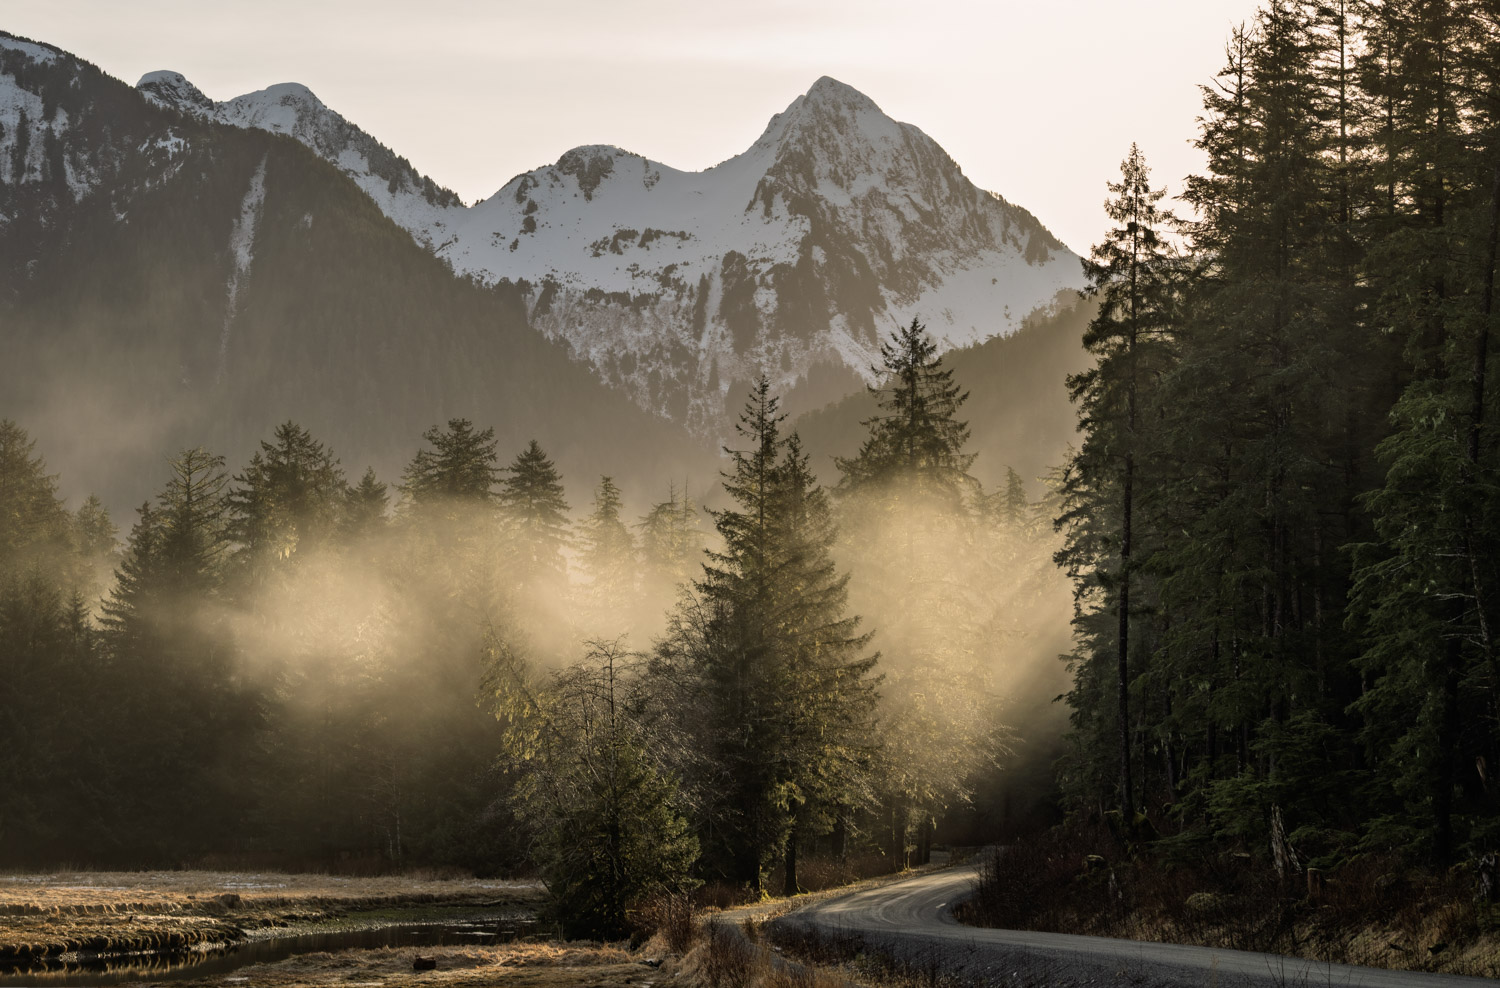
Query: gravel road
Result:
<box><xmin>776</xmin><ymin>859</ymin><xmax>1496</xmax><ymax>987</ymax></box>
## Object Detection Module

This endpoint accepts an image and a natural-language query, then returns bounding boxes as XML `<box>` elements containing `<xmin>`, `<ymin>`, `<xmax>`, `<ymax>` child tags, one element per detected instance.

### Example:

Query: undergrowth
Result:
<box><xmin>959</xmin><ymin>820</ymin><xmax>1500</xmax><ymax>979</ymax></box>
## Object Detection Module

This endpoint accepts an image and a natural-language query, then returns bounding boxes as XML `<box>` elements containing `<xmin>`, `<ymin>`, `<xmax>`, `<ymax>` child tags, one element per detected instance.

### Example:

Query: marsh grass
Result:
<box><xmin>0</xmin><ymin>871</ymin><xmax>541</xmax><ymax>961</ymax></box>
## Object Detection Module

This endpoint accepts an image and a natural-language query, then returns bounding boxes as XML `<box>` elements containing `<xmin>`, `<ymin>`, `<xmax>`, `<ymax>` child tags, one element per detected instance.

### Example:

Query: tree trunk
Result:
<box><xmin>831</xmin><ymin>804</ymin><xmax>848</xmax><ymax>862</ymax></box>
<box><xmin>889</xmin><ymin>798</ymin><xmax>906</xmax><ymax>867</ymax></box>
<box><xmin>783</xmin><ymin>802</ymin><xmax>801</xmax><ymax>896</ymax></box>
<box><xmin>1118</xmin><ymin>451</ymin><xmax>1135</xmax><ymax>819</ymax></box>
<box><xmin>1435</xmin><ymin>637</ymin><xmax>1462</xmax><ymax>864</ymax></box>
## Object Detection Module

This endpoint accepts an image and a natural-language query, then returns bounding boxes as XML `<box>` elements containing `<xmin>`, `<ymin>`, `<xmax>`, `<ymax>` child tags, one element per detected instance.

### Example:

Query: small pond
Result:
<box><xmin>0</xmin><ymin>911</ymin><xmax>543</xmax><ymax>986</ymax></box>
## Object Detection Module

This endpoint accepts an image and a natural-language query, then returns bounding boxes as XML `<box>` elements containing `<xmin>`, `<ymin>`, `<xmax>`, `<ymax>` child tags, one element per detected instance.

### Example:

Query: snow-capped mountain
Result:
<box><xmin>139</xmin><ymin>70</ymin><xmax>1082</xmax><ymax>434</ymax></box>
<box><xmin>1</xmin><ymin>33</ymin><xmax>714</xmax><ymax>512</ymax></box>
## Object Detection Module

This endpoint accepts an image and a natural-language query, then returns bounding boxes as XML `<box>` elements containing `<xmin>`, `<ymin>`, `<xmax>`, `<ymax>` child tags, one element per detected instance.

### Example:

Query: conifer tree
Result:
<box><xmin>834</xmin><ymin>321</ymin><xmax>995</xmax><ymax>863</ymax></box>
<box><xmin>639</xmin><ymin>483</ymin><xmax>703</xmax><ymax>591</ymax></box>
<box><xmin>836</xmin><ymin>317</ymin><xmax>975</xmax><ymax>503</ymax></box>
<box><xmin>0</xmin><ymin>419</ymin><xmax>72</xmax><ymax>577</ymax></box>
<box><xmin>229</xmin><ymin>422</ymin><xmax>345</xmax><ymax>589</ymax></box>
<box><xmin>499</xmin><ymin>439</ymin><xmax>571</xmax><ymax>593</ymax></box>
<box><xmin>999</xmin><ymin>467</ymin><xmax>1029</xmax><ymax>530</ymax></box>
<box><xmin>343</xmin><ymin>467</ymin><xmax>389</xmax><ymax>538</ymax></box>
<box><xmin>657</xmin><ymin>378</ymin><xmax>878</xmax><ymax>892</ymax></box>
<box><xmin>400</xmin><ymin>418</ymin><xmax>500</xmax><ymax>507</ymax></box>
<box><xmin>1056</xmin><ymin>143</ymin><xmax>1180</xmax><ymax>820</ymax></box>
<box><xmin>769</xmin><ymin>434</ymin><xmax>879</xmax><ymax>893</ymax></box>
<box><xmin>1347</xmin><ymin>0</ymin><xmax>1498</xmax><ymax>863</ymax></box>
<box><xmin>99</xmin><ymin>448</ymin><xmax>251</xmax><ymax>855</ymax></box>
<box><xmin>73</xmin><ymin>494</ymin><xmax>117</xmax><ymax>559</ymax></box>
<box><xmin>491</xmin><ymin>639</ymin><xmax>698</xmax><ymax>938</ymax></box>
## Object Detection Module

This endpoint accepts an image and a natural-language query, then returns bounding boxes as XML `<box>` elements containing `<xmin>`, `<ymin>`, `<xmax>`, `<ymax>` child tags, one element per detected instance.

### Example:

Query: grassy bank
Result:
<box><xmin>0</xmin><ymin>871</ymin><xmax>540</xmax><ymax>962</ymax></box>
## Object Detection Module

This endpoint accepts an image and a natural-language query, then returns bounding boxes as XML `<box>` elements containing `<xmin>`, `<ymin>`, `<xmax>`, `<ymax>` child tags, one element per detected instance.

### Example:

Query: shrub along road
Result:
<box><xmin>779</xmin><ymin>859</ymin><xmax>1494</xmax><ymax>987</ymax></box>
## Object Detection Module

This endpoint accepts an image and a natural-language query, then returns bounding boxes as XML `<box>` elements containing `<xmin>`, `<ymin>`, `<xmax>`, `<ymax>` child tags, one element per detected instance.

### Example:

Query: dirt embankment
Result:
<box><xmin>0</xmin><ymin>871</ymin><xmax>541</xmax><ymax>962</ymax></box>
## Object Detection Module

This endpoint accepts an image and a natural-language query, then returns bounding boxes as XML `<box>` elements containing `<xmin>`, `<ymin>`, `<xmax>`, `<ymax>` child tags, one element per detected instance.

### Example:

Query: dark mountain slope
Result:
<box><xmin>0</xmin><ymin>35</ymin><xmax>715</xmax><ymax>510</ymax></box>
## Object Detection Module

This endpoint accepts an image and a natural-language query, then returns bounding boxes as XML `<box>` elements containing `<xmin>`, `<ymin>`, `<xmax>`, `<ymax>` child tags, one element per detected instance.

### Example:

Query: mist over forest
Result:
<box><xmin>5</xmin><ymin>0</ymin><xmax>1500</xmax><ymax>979</ymax></box>
<box><xmin>0</xmin><ymin>321</ymin><xmax>1068</xmax><ymax>921</ymax></box>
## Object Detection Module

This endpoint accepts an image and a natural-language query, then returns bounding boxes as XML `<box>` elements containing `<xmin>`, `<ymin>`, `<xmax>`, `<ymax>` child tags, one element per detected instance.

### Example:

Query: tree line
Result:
<box><xmin>0</xmin><ymin>319</ymin><xmax>1059</xmax><ymax>936</ymax></box>
<box><xmin>1059</xmin><ymin>0</ymin><xmax>1500</xmax><ymax>870</ymax></box>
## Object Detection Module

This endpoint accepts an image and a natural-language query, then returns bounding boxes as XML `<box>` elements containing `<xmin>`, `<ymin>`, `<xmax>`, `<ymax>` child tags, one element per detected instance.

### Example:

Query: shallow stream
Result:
<box><xmin>0</xmin><ymin>910</ymin><xmax>541</xmax><ymax>986</ymax></box>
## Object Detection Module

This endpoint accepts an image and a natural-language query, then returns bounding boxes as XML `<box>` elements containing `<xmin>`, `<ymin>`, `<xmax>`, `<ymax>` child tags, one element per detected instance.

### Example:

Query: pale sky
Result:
<box><xmin>7</xmin><ymin>0</ymin><xmax>1259</xmax><ymax>254</ymax></box>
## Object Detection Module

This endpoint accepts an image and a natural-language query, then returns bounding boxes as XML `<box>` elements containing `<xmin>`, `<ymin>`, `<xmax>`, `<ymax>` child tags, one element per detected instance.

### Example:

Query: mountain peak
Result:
<box><xmin>552</xmin><ymin>145</ymin><xmax>645</xmax><ymax>201</ymax></box>
<box><xmin>803</xmin><ymin>75</ymin><xmax>877</xmax><ymax>110</ymax></box>
<box><xmin>556</xmin><ymin>144</ymin><xmax>638</xmax><ymax>167</ymax></box>
<box><xmin>136</xmin><ymin>70</ymin><xmax>215</xmax><ymax>115</ymax></box>
<box><xmin>216</xmin><ymin>82</ymin><xmax>337</xmax><ymax>144</ymax></box>
<box><xmin>251</xmin><ymin>82</ymin><xmax>323</xmax><ymax>105</ymax></box>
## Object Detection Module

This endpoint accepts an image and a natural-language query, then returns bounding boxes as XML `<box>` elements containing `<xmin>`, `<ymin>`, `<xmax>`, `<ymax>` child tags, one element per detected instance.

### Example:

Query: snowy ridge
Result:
<box><xmin>0</xmin><ymin>34</ymin><xmax>59</xmax><ymax>64</ymax></box>
<box><xmin>138</xmin><ymin>73</ymin><xmax>465</xmax><ymax>250</ymax></box>
<box><xmin>130</xmin><ymin>68</ymin><xmax>1081</xmax><ymax>436</ymax></box>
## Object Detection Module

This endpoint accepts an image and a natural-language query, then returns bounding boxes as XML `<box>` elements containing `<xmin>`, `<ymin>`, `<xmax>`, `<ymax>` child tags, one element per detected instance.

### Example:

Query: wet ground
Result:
<box><xmin>0</xmin><ymin>911</ymin><xmax>542</xmax><ymax>986</ymax></box>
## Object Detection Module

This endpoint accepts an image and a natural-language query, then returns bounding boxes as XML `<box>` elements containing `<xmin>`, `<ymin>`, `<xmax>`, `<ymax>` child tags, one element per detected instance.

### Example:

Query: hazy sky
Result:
<box><xmin>9</xmin><ymin>0</ymin><xmax>1259</xmax><ymax>253</ymax></box>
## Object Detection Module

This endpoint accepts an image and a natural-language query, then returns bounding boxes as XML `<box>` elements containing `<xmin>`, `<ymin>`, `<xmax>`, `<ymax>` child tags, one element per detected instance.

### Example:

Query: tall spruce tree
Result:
<box><xmin>835</xmin><ymin>320</ymin><xmax>996</xmax><ymax>864</ymax></box>
<box><xmin>99</xmin><ymin>448</ymin><xmax>253</xmax><ymax>856</ymax></box>
<box><xmin>499</xmin><ymin>439</ymin><xmax>571</xmax><ymax>602</ymax></box>
<box><xmin>401</xmin><ymin>418</ymin><xmax>501</xmax><ymax>507</ymax></box>
<box><xmin>770</xmin><ymin>434</ymin><xmax>879</xmax><ymax>893</ymax></box>
<box><xmin>1347</xmin><ymin>0</ymin><xmax>1499</xmax><ymax>863</ymax></box>
<box><xmin>229</xmin><ymin>422</ymin><xmax>346</xmax><ymax>591</ymax></box>
<box><xmin>343</xmin><ymin>467</ymin><xmax>390</xmax><ymax>538</ymax></box>
<box><xmin>656</xmin><ymin>378</ymin><xmax>878</xmax><ymax>892</ymax></box>
<box><xmin>1056</xmin><ymin>144</ymin><xmax>1180</xmax><ymax>820</ymax></box>
<box><xmin>836</xmin><ymin>317</ymin><xmax>976</xmax><ymax>503</ymax></box>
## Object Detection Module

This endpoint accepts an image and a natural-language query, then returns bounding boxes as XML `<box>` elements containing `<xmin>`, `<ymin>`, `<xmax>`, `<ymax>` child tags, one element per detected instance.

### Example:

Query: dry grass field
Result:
<box><xmin>159</xmin><ymin>942</ymin><xmax>652</xmax><ymax>988</ymax></box>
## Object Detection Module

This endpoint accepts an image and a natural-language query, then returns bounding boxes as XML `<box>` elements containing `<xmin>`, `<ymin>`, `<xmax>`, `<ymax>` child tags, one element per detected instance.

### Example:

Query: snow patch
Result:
<box><xmin>220</xmin><ymin>156</ymin><xmax>267</xmax><ymax>383</ymax></box>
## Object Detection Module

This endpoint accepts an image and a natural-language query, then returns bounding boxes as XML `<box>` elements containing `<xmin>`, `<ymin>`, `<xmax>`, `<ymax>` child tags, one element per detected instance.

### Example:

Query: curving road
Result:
<box><xmin>781</xmin><ymin>859</ymin><xmax>1495</xmax><ymax>987</ymax></box>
